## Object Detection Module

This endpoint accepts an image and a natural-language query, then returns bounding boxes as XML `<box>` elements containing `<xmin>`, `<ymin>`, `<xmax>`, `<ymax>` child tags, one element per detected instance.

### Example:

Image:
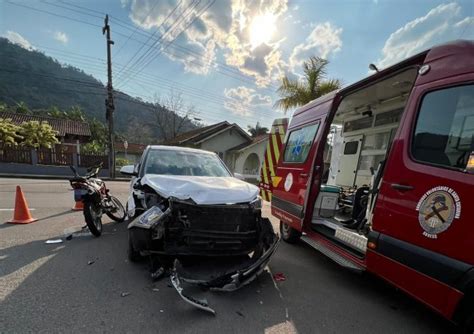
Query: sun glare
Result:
<box><xmin>249</xmin><ymin>13</ymin><xmax>277</xmax><ymax>49</ymax></box>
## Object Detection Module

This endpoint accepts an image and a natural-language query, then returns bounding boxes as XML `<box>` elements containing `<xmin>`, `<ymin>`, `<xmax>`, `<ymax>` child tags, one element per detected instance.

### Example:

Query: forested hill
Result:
<box><xmin>0</xmin><ymin>38</ymin><xmax>195</xmax><ymax>142</ymax></box>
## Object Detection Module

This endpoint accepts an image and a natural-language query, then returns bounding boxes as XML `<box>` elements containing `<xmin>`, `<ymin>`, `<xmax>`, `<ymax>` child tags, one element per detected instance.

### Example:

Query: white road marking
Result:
<box><xmin>0</xmin><ymin>208</ymin><xmax>36</xmax><ymax>211</ymax></box>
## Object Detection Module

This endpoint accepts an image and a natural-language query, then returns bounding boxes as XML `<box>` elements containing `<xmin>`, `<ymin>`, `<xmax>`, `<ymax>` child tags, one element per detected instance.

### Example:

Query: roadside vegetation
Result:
<box><xmin>275</xmin><ymin>56</ymin><xmax>341</xmax><ymax>113</ymax></box>
<box><xmin>0</xmin><ymin>117</ymin><xmax>58</xmax><ymax>148</ymax></box>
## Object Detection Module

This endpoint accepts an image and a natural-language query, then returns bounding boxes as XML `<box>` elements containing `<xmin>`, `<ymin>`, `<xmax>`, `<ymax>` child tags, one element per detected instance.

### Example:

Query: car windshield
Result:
<box><xmin>144</xmin><ymin>149</ymin><xmax>231</xmax><ymax>177</ymax></box>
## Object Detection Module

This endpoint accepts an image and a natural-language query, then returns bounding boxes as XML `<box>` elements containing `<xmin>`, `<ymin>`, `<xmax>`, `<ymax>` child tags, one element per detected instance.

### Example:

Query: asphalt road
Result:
<box><xmin>0</xmin><ymin>178</ymin><xmax>456</xmax><ymax>333</ymax></box>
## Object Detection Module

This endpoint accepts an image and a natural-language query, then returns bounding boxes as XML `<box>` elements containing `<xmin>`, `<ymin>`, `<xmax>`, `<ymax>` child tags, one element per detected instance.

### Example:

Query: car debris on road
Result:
<box><xmin>45</xmin><ymin>239</ymin><xmax>63</xmax><ymax>244</ymax></box>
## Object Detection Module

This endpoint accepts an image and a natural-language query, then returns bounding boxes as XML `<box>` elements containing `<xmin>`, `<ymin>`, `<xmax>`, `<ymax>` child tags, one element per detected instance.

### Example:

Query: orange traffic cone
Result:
<box><xmin>8</xmin><ymin>186</ymin><xmax>38</xmax><ymax>224</ymax></box>
<box><xmin>72</xmin><ymin>200</ymin><xmax>84</xmax><ymax>211</ymax></box>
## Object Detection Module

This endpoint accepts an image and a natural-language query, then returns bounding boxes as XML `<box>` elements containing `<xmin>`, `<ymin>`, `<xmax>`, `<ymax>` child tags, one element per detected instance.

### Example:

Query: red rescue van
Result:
<box><xmin>271</xmin><ymin>40</ymin><xmax>474</xmax><ymax>330</ymax></box>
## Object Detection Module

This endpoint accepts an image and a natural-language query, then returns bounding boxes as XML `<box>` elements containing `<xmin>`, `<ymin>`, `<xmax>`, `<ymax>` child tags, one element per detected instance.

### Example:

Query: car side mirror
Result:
<box><xmin>120</xmin><ymin>165</ymin><xmax>138</xmax><ymax>176</ymax></box>
<box><xmin>234</xmin><ymin>172</ymin><xmax>245</xmax><ymax>180</ymax></box>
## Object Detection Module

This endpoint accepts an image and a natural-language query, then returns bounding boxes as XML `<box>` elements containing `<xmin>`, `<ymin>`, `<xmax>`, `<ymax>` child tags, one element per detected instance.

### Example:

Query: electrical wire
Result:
<box><xmin>57</xmin><ymin>0</ymin><xmax>278</xmax><ymax>91</ymax></box>
<box><xmin>116</xmin><ymin>0</ymin><xmax>201</xmax><ymax>84</ymax></box>
<box><xmin>114</xmin><ymin>0</ymin><xmax>186</xmax><ymax>81</ymax></box>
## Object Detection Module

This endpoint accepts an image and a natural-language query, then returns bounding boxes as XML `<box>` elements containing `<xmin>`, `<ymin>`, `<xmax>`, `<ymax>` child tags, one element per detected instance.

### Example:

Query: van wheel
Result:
<box><xmin>280</xmin><ymin>221</ymin><xmax>301</xmax><ymax>243</ymax></box>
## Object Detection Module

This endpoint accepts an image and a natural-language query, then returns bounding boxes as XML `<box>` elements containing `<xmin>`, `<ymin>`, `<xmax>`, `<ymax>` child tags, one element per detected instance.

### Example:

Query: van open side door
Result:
<box><xmin>272</xmin><ymin>94</ymin><xmax>335</xmax><ymax>231</ymax></box>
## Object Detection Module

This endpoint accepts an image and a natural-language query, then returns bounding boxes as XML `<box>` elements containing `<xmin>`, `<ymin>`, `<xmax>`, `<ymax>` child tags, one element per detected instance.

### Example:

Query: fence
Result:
<box><xmin>37</xmin><ymin>148</ymin><xmax>74</xmax><ymax>166</ymax></box>
<box><xmin>0</xmin><ymin>144</ymin><xmax>108</xmax><ymax>169</ymax></box>
<box><xmin>78</xmin><ymin>154</ymin><xmax>109</xmax><ymax>169</ymax></box>
<box><xmin>0</xmin><ymin>146</ymin><xmax>32</xmax><ymax>164</ymax></box>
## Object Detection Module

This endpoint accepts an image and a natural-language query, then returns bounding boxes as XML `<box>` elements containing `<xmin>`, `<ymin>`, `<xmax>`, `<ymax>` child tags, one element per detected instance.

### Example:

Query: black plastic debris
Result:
<box><xmin>170</xmin><ymin>272</ymin><xmax>216</xmax><ymax>315</ymax></box>
<box><xmin>151</xmin><ymin>267</ymin><xmax>167</xmax><ymax>281</ymax></box>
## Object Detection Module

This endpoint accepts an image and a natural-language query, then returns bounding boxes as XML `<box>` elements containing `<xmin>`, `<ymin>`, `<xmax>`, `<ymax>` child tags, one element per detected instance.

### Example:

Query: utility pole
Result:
<box><xmin>103</xmin><ymin>14</ymin><xmax>115</xmax><ymax>178</ymax></box>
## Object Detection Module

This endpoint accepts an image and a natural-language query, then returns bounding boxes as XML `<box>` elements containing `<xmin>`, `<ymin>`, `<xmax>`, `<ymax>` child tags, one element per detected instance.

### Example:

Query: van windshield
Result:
<box><xmin>144</xmin><ymin>149</ymin><xmax>231</xmax><ymax>177</ymax></box>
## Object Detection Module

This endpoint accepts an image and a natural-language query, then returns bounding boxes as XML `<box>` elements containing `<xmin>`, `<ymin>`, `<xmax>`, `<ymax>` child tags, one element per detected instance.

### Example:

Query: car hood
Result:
<box><xmin>140</xmin><ymin>174</ymin><xmax>259</xmax><ymax>205</ymax></box>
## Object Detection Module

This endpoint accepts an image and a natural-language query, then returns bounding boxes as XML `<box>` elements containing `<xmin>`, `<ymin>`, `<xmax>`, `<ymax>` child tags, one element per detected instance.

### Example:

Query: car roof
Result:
<box><xmin>146</xmin><ymin>145</ymin><xmax>217</xmax><ymax>155</ymax></box>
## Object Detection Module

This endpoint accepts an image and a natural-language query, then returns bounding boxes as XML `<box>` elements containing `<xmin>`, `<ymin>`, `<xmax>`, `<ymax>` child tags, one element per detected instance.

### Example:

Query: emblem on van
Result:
<box><xmin>416</xmin><ymin>186</ymin><xmax>461</xmax><ymax>239</ymax></box>
<box><xmin>284</xmin><ymin>173</ymin><xmax>293</xmax><ymax>192</ymax></box>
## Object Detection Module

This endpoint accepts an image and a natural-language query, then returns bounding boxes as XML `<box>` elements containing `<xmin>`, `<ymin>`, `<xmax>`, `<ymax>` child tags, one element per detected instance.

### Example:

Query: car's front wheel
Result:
<box><xmin>280</xmin><ymin>221</ymin><xmax>301</xmax><ymax>243</ymax></box>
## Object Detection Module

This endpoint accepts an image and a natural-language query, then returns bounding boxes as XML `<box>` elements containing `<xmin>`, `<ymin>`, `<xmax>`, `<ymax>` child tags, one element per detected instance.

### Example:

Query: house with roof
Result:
<box><xmin>162</xmin><ymin>121</ymin><xmax>253</xmax><ymax>169</ymax></box>
<box><xmin>162</xmin><ymin>121</ymin><xmax>269</xmax><ymax>183</ymax></box>
<box><xmin>0</xmin><ymin>112</ymin><xmax>91</xmax><ymax>144</ymax></box>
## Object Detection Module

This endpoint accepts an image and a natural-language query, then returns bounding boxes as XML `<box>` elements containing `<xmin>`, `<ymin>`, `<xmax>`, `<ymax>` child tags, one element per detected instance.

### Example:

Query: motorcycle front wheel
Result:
<box><xmin>84</xmin><ymin>200</ymin><xmax>103</xmax><ymax>237</ymax></box>
<box><xmin>105</xmin><ymin>196</ymin><xmax>126</xmax><ymax>222</ymax></box>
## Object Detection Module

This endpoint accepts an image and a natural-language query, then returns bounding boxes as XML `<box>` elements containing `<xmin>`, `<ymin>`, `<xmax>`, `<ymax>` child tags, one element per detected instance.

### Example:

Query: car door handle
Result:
<box><xmin>300</xmin><ymin>173</ymin><xmax>308</xmax><ymax>178</ymax></box>
<box><xmin>391</xmin><ymin>183</ymin><xmax>414</xmax><ymax>191</ymax></box>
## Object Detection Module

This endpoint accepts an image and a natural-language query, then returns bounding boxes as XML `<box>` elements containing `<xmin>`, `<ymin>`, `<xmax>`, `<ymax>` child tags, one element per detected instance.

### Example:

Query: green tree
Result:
<box><xmin>15</xmin><ymin>101</ymin><xmax>31</xmax><ymax>114</ymax></box>
<box><xmin>0</xmin><ymin>118</ymin><xmax>22</xmax><ymax>146</ymax></box>
<box><xmin>67</xmin><ymin>105</ymin><xmax>86</xmax><ymax>121</ymax></box>
<box><xmin>47</xmin><ymin>106</ymin><xmax>66</xmax><ymax>118</ymax></box>
<box><xmin>19</xmin><ymin>120</ymin><xmax>59</xmax><ymax>148</ymax></box>
<box><xmin>82</xmin><ymin>118</ymin><xmax>108</xmax><ymax>154</ymax></box>
<box><xmin>247</xmin><ymin>122</ymin><xmax>269</xmax><ymax>138</ymax></box>
<box><xmin>275</xmin><ymin>56</ymin><xmax>341</xmax><ymax>113</ymax></box>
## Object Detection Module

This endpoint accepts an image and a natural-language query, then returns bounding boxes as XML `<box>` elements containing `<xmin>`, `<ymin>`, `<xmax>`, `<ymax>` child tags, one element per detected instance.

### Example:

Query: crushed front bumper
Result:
<box><xmin>170</xmin><ymin>219</ymin><xmax>279</xmax><ymax>314</ymax></box>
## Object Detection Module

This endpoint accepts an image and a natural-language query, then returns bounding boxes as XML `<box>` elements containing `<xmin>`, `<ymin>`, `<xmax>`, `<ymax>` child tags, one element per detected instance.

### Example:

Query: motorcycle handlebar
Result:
<box><xmin>70</xmin><ymin>165</ymin><xmax>79</xmax><ymax>176</ymax></box>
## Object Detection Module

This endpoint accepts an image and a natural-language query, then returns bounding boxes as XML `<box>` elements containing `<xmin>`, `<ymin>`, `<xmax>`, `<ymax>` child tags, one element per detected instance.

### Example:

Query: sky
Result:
<box><xmin>1</xmin><ymin>0</ymin><xmax>473</xmax><ymax>130</ymax></box>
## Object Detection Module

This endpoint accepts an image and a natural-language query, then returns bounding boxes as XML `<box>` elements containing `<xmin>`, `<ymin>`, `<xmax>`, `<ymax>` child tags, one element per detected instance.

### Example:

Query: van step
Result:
<box><xmin>312</xmin><ymin>219</ymin><xmax>368</xmax><ymax>254</ymax></box>
<box><xmin>301</xmin><ymin>235</ymin><xmax>365</xmax><ymax>272</ymax></box>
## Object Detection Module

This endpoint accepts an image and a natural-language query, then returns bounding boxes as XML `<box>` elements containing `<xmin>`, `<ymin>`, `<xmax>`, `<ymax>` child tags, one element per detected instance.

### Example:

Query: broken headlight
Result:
<box><xmin>128</xmin><ymin>206</ymin><xmax>170</xmax><ymax>229</ymax></box>
<box><xmin>249</xmin><ymin>196</ymin><xmax>262</xmax><ymax>211</ymax></box>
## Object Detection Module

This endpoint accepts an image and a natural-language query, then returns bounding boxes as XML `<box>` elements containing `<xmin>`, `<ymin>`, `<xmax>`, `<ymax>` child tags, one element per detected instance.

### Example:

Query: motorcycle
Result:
<box><xmin>69</xmin><ymin>163</ymin><xmax>126</xmax><ymax>237</ymax></box>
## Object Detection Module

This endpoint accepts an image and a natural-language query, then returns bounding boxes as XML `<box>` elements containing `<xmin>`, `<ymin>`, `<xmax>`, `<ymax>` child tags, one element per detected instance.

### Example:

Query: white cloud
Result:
<box><xmin>224</xmin><ymin>86</ymin><xmax>272</xmax><ymax>115</ymax></box>
<box><xmin>289</xmin><ymin>22</ymin><xmax>342</xmax><ymax>73</ymax></box>
<box><xmin>54</xmin><ymin>31</ymin><xmax>68</xmax><ymax>44</ymax></box>
<box><xmin>127</xmin><ymin>0</ymin><xmax>289</xmax><ymax>86</ymax></box>
<box><xmin>3</xmin><ymin>31</ymin><xmax>33</xmax><ymax>50</ymax></box>
<box><xmin>376</xmin><ymin>3</ymin><xmax>474</xmax><ymax>69</ymax></box>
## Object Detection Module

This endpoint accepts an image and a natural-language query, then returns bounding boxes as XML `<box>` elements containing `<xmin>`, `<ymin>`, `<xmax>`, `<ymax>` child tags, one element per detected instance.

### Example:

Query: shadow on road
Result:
<box><xmin>0</xmin><ymin>221</ymin><xmax>291</xmax><ymax>333</ymax></box>
<box><xmin>37</xmin><ymin>210</ymin><xmax>75</xmax><ymax>222</ymax></box>
<box><xmin>0</xmin><ymin>215</ymin><xmax>459</xmax><ymax>333</ymax></box>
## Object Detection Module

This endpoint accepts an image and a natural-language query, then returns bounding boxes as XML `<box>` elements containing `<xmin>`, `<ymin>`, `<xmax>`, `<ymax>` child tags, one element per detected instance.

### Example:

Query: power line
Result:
<box><xmin>6</xmin><ymin>1</ymin><xmax>102</xmax><ymax>28</ymax></box>
<box><xmin>0</xmin><ymin>67</ymin><xmax>105</xmax><ymax>88</ymax></box>
<box><xmin>56</xmin><ymin>0</ymin><xmax>276</xmax><ymax>91</ymax></box>
<box><xmin>4</xmin><ymin>45</ymin><xmax>278</xmax><ymax>120</ymax></box>
<box><xmin>118</xmin><ymin>0</ymin><xmax>217</xmax><ymax>87</ymax></box>
<box><xmin>116</xmin><ymin>0</ymin><xmax>201</xmax><ymax>85</ymax></box>
<box><xmin>10</xmin><ymin>0</ymin><xmax>277</xmax><ymax>93</ymax></box>
<box><xmin>114</xmin><ymin>0</ymin><xmax>186</xmax><ymax>81</ymax></box>
<box><xmin>0</xmin><ymin>64</ymin><xmax>273</xmax><ymax>125</ymax></box>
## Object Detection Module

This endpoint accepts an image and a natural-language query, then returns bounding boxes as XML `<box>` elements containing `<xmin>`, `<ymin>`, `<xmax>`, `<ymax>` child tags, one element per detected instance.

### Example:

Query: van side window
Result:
<box><xmin>283</xmin><ymin>123</ymin><xmax>320</xmax><ymax>163</ymax></box>
<box><xmin>412</xmin><ymin>84</ymin><xmax>474</xmax><ymax>170</ymax></box>
<box><xmin>344</xmin><ymin>141</ymin><xmax>359</xmax><ymax>154</ymax></box>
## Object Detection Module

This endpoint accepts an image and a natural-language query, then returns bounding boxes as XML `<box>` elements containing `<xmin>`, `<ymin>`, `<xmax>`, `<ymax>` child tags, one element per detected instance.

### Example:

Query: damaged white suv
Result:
<box><xmin>120</xmin><ymin>145</ymin><xmax>278</xmax><ymax>313</ymax></box>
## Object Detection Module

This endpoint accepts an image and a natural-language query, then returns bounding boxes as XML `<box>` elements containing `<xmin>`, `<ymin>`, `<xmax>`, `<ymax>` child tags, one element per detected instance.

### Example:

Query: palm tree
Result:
<box><xmin>247</xmin><ymin>122</ymin><xmax>269</xmax><ymax>138</ymax></box>
<box><xmin>275</xmin><ymin>56</ymin><xmax>341</xmax><ymax>113</ymax></box>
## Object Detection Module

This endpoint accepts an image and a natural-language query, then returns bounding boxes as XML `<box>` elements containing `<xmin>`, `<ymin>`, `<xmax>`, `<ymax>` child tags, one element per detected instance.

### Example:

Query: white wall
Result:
<box><xmin>199</xmin><ymin>127</ymin><xmax>249</xmax><ymax>169</ymax></box>
<box><xmin>233</xmin><ymin>139</ymin><xmax>268</xmax><ymax>179</ymax></box>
